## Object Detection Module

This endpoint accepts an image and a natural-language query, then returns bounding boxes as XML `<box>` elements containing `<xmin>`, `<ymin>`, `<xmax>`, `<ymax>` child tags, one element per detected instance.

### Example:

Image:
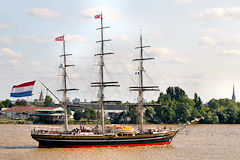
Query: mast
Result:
<box><xmin>63</xmin><ymin>40</ymin><xmax>68</xmax><ymax>130</ymax></box>
<box><xmin>91</xmin><ymin>14</ymin><xmax>119</xmax><ymax>135</ymax></box>
<box><xmin>130</xmin><ymin>30</ymin><xmax>159</xmax><ymax>134</ymax></box>
<box><xmin>57</xmin><ymin>36</ymin><xmax>78</xmax><ymax>131</ymax></box>
<box><xmin>99</xmin><ymin>17</ymin><xmax>105</xmax><ymax>134</ymax></box>
<box><xmin>138</xmin><ymin>32</ymin><xmax>144</xmax><ymax>133</ymax></box>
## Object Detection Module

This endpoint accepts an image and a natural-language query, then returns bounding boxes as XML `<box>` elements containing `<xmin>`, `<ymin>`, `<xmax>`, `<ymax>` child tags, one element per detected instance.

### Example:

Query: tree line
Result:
<box><xmin>73</xmin><ymin>107</ymin><xmax>97</xmax><ymax>122</ymax></box>
<box><xmin>1</xmin><ymin>86</ymin><xmax>240</xmax><ymax>124</ymax></box>
<box><xmin>111</xmin><ymin>86</ymin><xmax>240</xmax><ymax>124</ymax></box>
<box><xmin>0</xmin><ymin>95</ymin><xmax>54</xmax><ymax>109</ymax></box>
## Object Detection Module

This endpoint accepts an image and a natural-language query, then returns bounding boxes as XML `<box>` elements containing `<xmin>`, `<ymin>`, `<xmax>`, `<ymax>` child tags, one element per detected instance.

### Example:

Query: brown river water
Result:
<box><xmin>0</xmin><ymin>124</ymin><xmax>240</xmax><ymax>160</ymax></box>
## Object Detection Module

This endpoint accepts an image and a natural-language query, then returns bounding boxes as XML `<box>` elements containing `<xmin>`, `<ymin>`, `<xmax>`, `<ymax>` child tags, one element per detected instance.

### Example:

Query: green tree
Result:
<box><xmin>67</xmin><ymin>107</ymin><xmax>72</xmax><ymax>116</ymax></box>
<box><xmin>145</xmin><ymin>107</ymin><xmax>156</xmax><ymax>123</ymax></box>
<box><xmin>118</xmin><ymin>111</ymin><xmax>126</xmax><ymax>123</ymax></box>
<box><xmin>194</xmin><ymin>93</ymin><xmax>203</xmax><ymax>110</ymax></box>
<box><xmin>212</xmin><ymin>115</ymin><xmax>219</xmax><ymax>123</ymax></box>
<box><xmin>203</xmin><ymin>111</ymin><xmax>214</xmax><ymax>124</ymax></box>
<box><xmin>110</xmin><ymin>113</ymin><xmax>119</xmax><ymax>124</ymax></box>
<box><xmin>0</xmin><ymin>103</ymin><xmax>4</xmax><ymax>110</ymax></box>
<box><xmin>166</xmin><ymin>87</ymin><xmax>174</xmax><ymax>100</ymax></box>
<box><xmin>156</xmin><ymin>92</ymin><xmax>175</xmax><ymax>123</ymax></box>
<box><xmin>207</xmin><ymin>99</ymin><xmax>219</xmax><ymax>110</ymax></box>
<box><xmin>175</xmin><ymin>100</ymin><xmax>191</xmax><ymax>123</ymax></box>
<box><xmin>122</xmin><ymin>101</ymin><xmax>132</xmax><ymax>105</ymax></box>
<box><xmin>203</xmin><ymin>98</ymin><xmax>240</xmax><ymax>124</ymax></box>
<box><xmin>224</xmin><ymin>101</ymin><xmax>238</xmax><ymax>123</ymax></box>
<box><xmin>44</xmin><ymin>95</ymin><xmax>53</xmax><ymax>106</ymax></box>
<box><xmin>110</xmin><ymin>111</ymin><xmax>126</xmax><ymax>124</ymax></box>
<box><xmin>31</xmin><ymin>101</ymin><xmax>38</xmax><ymax>106</ymax></box>
<box><xmin>126</xmin><ymin>105</ymin><xmax>138</xmax><ymax>124</ymax></box>
<box><xmin>15</xmin><ymin>99</ymin><xmax>27</xmax><ymax>106</ymax></box>
<box><xmin>237</xmin><ymin>111</ymin><xmax>240</xmax><ymax>123</ymax></box>
<box><xmin>84</xmin><ymin>107</ymin><xmax>96</xmax><ymax>122</ymax></box>
<box><xmin>191</xmin><ymin>107</ymin><xmax>201</xmax><ymax>117</ymax></box>
<box><xmin>166</xmin><ymin>86</ymin><xmax>187</xmax><ymax>101</ymax></box>
<box><xmin>73</xmin><ymin>108</ymin><xmax>84</xmax><ymax>120</ymax></box>
<box><xmin>2</xmin><ymin>99</ymin><xmax>13</xmax><ymax>108</ymax></box>
<box><xmin>156</xmin><ymin>87</ymin><xmax>201</xmax><ymax>124</ymax></box>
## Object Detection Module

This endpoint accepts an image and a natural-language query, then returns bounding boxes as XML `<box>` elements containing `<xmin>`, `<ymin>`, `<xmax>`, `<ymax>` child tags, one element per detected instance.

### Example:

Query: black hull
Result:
<box><xmin>32</xmin><ymin>130</ymin><xmax>178</xmax><ymax>148</ymax></box>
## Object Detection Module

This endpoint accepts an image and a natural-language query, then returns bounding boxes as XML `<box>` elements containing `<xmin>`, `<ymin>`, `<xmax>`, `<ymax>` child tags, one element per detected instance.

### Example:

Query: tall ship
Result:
<box><xmin>31</xmin><ymin>14</ymin><xmax>180</xmax><ymax>148</ymax></box>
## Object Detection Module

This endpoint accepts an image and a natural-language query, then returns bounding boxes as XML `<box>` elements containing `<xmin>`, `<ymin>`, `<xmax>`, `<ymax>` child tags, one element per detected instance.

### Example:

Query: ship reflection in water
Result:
<box><xmin>1</xmin><ymin>124</ymin><xmax>240</xmax><ymax>160</ymax></box>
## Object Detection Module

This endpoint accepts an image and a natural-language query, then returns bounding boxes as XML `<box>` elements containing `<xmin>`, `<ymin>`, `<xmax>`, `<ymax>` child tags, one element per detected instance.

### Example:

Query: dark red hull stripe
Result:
<box><xmin>39</xmin><ymin>141</ymin><xmax>171</xmax><ymax>148</ymax></box>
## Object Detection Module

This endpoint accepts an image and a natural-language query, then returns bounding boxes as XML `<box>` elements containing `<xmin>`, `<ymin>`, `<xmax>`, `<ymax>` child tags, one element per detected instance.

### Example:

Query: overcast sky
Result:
<box><xmin>1</xmin><ymin>0</ymin><xmax>240</xmax><ymax>103</ymax></box>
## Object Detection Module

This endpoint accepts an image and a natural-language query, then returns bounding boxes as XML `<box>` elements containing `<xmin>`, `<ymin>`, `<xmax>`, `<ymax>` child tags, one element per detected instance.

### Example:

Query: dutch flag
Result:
<box><xmin>135</xmin><ymin>72</ymin><xmax>140</xmax><ymax>75</ymax></box>
<box><xmin>94</xmin><ymin>14</ymin><xmax>102</xmax><ymax>19</ymax></box>
<box><xmin>10</xmin><ymin>81</ymin><xmax>36</xmax><ymax>97</ymax></box>
<box><xmin>55</xmin><ymin>35</ymin><xmax>64</xmax><ymax>41</ymax></box>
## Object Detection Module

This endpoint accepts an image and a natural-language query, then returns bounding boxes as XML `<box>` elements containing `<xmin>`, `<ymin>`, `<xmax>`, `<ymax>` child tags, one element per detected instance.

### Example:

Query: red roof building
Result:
<box><xmin>1</xmin><ymin>106</ymin><xmax>57</xmax><ymax>114</ymax></box>
<box><xmin>0</xmin><ymin>106</ymin><xmax>58</xmax><ymax>119</ymax></box>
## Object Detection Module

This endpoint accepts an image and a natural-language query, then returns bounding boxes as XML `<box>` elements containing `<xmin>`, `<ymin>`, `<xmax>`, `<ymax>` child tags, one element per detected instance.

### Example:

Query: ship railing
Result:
<box><xmin>31</xmin><ymin>126</ymin><xmax>64</xmax><ymax>135</ymax></box>
<box><xmin>31</xmin><ymin>126</ymin><xmax>102</xmax><ymax>136</ymax></box>
<box><xmin>142</xmin><ymin>127</ymin><xmax>177</xmax><ymax>135</ymax></box>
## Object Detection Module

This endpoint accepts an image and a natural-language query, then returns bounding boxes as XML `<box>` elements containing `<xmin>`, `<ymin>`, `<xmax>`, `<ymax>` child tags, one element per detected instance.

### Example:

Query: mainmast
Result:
<box><xmin>91</xmin><ymin>14</ymin><xmax>119</xmax><ymax>135</ymax></box>
<box><xmin>130</xmin><ymin>31</ymin><xmax>159</xmax><ymax>134</ymax></box>
<box><xmin>57</xmin><ymin>36</ymin><xmax>78</xmax><ymax>131</ymax></box>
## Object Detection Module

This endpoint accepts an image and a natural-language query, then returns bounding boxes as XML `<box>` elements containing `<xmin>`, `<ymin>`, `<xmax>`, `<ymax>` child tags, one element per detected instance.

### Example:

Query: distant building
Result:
<box><xmin>34</xmin><ymin>90</ymin><xmax>45</xmax><ymax>106</ymax></box>
<box><xmin>30</xmin><ymin>107</ymin><xmax>64</xmax><ymax>124</ymax></box>
<box><xmin>72</xmin><ymin>98</ymin><xmax>80</xmax><ymax>104</ymax></box>
<box><xmin>39</xmin><ymin>90</ymin><xmax>44</xmax><ymax>101</ymax></box>
<box><xmin>232</xmin><ymin>84</ymin><xmax>236</xmax><ymax>102</ymax></box>
<box><xmin>69</xmin><ymin>102</ymin><xmax>128</xmax><ymax>119</ymax></box>
<box><xmin>0</xmin><ymin>106</ymin><xmax>56</xmax><ymax>120</ymax></box>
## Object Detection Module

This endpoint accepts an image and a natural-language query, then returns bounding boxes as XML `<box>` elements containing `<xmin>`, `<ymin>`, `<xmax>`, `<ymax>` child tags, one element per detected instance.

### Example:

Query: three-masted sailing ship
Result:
<box><xmin>31</xmin><ymin>15</ymin><xmax>180</xmax><ymax>148</ymax></box>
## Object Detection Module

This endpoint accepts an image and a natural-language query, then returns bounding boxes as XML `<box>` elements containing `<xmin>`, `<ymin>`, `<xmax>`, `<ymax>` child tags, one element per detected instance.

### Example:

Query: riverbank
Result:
<box><xmin>0</xmin><ymin>118</ymin><xmax>109</xmax><ymax>125</ymax></box>
<box><xmin>0</xmin><ymin>118</ymin><xmax>32</xmax><ymax>124</ymax></box>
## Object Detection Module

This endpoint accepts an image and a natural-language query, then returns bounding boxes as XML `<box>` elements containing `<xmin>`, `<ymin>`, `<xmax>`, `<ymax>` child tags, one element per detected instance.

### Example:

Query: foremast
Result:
<box><xmin>58</xmin><ymin>37</ymin><xmax>78</xmax><ymax>131</ymax></box>
<box><xmin>91</xmin><ymin>14</ymin><xmax>119</xmax><ymax>135</ymax></box>
<box><xmin>130</xmin><ymin>31</ymin><xmax>160</xmax><ymax>134</ymax></box>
